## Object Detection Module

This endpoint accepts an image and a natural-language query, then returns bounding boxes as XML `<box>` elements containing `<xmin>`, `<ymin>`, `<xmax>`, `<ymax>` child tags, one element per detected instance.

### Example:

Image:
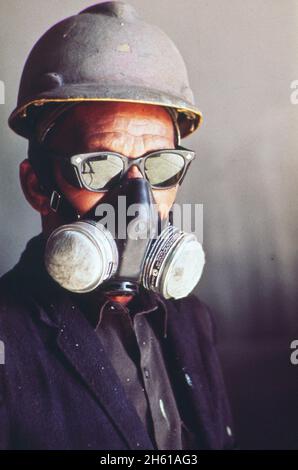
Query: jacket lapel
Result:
<box><xmin>54</xmin><ymin>295</ymin><xmax>154</xmax><ymax>450</ymax></box>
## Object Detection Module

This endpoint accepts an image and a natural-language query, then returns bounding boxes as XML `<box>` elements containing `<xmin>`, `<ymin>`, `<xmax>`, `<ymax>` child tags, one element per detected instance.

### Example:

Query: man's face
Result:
<box><xmin>46</xmin><ymin>102</ymin><xmax>178</xmax><ymax>222</ymax></box>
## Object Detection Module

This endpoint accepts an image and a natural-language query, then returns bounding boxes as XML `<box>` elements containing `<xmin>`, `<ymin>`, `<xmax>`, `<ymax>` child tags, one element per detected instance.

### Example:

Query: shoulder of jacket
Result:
<box><xmin>0</xmin><ymin>267</ymin><xmax>34</xmax><ymax>330</ymax></box>
<box><xmin>0</xmin><ymin>269</ymin><xmax>16</xmax><ymax>305</ymax></box>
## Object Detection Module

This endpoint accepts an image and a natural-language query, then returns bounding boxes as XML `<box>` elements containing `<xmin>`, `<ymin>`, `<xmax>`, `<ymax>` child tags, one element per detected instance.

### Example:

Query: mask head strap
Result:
<box><xmin>166</xmin><ymin>107</ymin><xmax>181</xmax><ymax>147</ymax></box>
<box><xmin>27</xmin><ymin>103</ymin><xmax>83</xmax><ymax>220</ymax></box>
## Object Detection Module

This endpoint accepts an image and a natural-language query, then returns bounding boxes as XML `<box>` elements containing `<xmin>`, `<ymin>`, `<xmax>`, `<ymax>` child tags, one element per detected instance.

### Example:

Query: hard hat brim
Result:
<box><xmin>8</xmin><ymin>83</ymin><xmax>203</xmax><ymax>140</ymax></box>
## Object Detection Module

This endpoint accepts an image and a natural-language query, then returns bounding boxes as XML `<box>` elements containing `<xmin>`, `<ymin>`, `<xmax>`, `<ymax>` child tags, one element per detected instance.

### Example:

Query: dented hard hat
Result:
<box><xmin>9</xmin><ymin>1</ymin><xmax>202</xmax><ymax>140</ymax></box>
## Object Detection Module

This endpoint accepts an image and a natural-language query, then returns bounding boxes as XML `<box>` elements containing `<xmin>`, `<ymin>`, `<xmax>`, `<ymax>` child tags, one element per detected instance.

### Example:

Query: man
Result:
<box><xmin>0</xmin><ymin>2</ymin><xmax>234</xmax><ymax>450</ymax></box>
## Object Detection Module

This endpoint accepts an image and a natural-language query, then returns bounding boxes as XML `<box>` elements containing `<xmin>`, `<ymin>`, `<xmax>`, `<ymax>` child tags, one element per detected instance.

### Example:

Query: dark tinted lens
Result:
<box><xmin>80</xmin><ymin>154</ymin><xmax>123</xmax><ymax>190</ymax></box>
<box><xmin>145</xmin><ymin>152</ymin><xmax>185</xmax><ymax>188</ymax></box>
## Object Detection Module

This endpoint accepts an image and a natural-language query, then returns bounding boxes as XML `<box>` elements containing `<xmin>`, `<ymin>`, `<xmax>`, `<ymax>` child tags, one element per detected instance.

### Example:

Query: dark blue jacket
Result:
<box><xmin>0</xmin><ymin>235</ymin><xmax>234</xmax><ymax>450</ymax></box>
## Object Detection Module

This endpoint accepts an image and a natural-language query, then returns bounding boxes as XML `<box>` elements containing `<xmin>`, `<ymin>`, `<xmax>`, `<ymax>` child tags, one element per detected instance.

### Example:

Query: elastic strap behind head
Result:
<box><xmin>166</xmin><ymin>107</ymin><xmax>181</xmax><ymax>147</ymax></box>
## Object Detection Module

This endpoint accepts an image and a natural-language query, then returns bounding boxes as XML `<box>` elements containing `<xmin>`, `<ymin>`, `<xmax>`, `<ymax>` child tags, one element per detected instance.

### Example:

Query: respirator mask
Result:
<box><xmin>30</xmin><ymin>119</ymin><xmax>205</xmax><ymax>300</ymax></box>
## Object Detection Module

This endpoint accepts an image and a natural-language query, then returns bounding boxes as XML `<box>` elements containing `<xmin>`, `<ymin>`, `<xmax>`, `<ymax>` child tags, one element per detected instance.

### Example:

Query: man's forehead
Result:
<box><xmin>38</xmin><ymin>101</ymin><xmax>175</xmax><ymax>142</ymax></box>
<box><xmin>68</xmin><ymin>103</ymin><xmax>173</xmax><ymax>133</ymax></box>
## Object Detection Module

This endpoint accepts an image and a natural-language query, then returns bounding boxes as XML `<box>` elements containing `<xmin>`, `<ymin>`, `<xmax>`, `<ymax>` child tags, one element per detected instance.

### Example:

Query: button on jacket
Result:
<box><xmin>0</xmin><ymin>235</ymin><xmax>235</xmax><ymax>450</ymax></box>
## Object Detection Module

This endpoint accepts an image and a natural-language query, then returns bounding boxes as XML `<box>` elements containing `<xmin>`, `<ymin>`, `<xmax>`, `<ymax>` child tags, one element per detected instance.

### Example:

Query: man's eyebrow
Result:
<box><xmin>83</xmin><ymin>132</ymin><xmax>175</xmax><ymax>152</ymax></box>
<box><xmin>84</xmin><ymin>143</ymin><xmax>116</xmax><ymax>152</ymax></box>
<box><xmin>84</xmin><ymin>130</ymin><xmax>171</xmax><ymax>139</ymax></box>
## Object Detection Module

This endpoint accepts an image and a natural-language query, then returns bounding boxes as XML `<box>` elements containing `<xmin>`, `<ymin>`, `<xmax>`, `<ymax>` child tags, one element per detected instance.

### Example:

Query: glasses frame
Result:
<box><xmin>55</xmin><ymin>145</ymin><xmax>196</xmax><ymax>192</ymax></box>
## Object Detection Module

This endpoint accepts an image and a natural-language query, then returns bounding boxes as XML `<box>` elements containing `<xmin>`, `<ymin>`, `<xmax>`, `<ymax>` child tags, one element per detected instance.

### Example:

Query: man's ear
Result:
<box><xmin>19</xmin><ymin>159</ymin><xmax>51</xmax><ymax>216</ymax></box>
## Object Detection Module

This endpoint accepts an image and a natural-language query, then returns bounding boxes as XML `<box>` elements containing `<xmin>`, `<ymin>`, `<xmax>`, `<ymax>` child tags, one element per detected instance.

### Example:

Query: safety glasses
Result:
<box><xmin>57</xmin><ymin>146</ymin><xmax>196</xmax><ymax>192</ymax></box>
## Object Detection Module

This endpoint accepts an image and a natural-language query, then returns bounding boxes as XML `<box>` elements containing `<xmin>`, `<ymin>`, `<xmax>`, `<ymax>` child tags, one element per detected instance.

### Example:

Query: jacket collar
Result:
<box><xmin>54</xmin><ymin>294</ymin><xmax>155</xmax><ymax>450</ymax></box>
<box><xmin>72</xmin><ymin>284</ymin><xmax>168</xmax><ymax>338</ymax></box>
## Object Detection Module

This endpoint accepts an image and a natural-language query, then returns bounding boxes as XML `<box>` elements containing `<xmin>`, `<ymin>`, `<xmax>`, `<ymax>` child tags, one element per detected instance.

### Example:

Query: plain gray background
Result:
<box><xmin>0</xmin><ymin>0</ymin><xmax>298</xmax><ymax>449</ymax></box>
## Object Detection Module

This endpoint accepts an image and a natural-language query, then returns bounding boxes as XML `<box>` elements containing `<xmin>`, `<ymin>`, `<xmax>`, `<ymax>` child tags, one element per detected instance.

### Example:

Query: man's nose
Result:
<box><xmin>126</xmin><ymin>164</ymin><xmax>143</xmax><ymax>179</ymax></box>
